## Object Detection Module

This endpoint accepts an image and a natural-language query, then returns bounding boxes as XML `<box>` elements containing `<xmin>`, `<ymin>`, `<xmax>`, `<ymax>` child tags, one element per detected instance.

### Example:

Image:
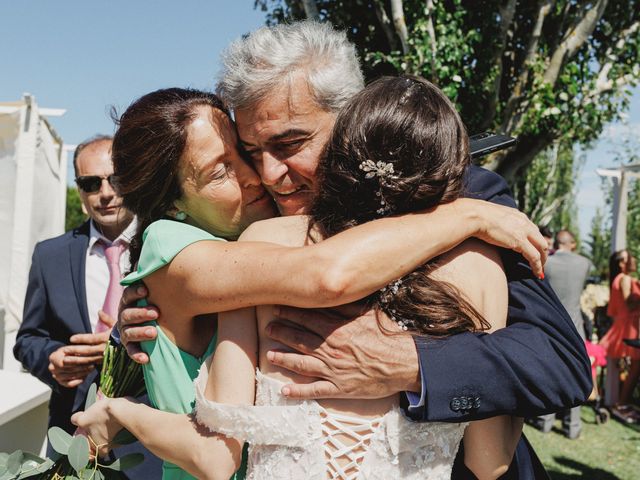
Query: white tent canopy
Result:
<box><xmin>0</xmin><ymin>94</ymin><xmax>68</xmax><ymax>368</ymax></box>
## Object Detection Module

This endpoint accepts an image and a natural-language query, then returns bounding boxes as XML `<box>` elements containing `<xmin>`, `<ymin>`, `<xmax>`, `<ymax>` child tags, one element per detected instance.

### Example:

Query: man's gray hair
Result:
<box><xmin>217</xmin><ymin>21</ymin><xmax>364</xmax><ymax>113</ymax></box>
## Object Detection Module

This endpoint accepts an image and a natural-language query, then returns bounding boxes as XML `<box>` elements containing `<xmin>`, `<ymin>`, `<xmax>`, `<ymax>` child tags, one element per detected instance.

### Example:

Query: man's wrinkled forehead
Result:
<box><xmin>234</xmin><ymin>75</ymin><xmax>328</xmax><ymax>139</ymax></box>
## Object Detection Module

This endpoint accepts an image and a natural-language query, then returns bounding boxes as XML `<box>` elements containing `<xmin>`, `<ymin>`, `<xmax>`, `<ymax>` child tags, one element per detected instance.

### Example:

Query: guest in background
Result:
<box><xmin>531</xmin><ymin>229</ymin><xmax>593</xmax><ymax>438</ymax></box>
<box><xmin>600</xmin><ymin>250</ymin><xmax>640</xmax><ymax>422</ymax></box>
<box><xmin>13</xmin><ymin>135</ymin><xmax>161</xmax><ymax>477</ymax></box>
<box><xmin>538</xmin><ymin>225</ymin><xmax>554</xmax><ymax>255</ymax></box>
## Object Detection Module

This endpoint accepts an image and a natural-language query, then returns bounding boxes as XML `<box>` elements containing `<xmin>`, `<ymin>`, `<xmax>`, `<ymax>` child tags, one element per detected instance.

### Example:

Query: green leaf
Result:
<box><xmin>14</xmin><ymin>452</ymin><xmax>53</xmax><ymax>479</ymax></box>
<box><xmin>48</xmin><ymin>427</ymin><xmax>73</xmax><ymax>455</ymax></box>
<box><xmin>85</xmin><ymin>383</ymin><xmax>98</xmax><ymax>410</ymax></box>
<box><xmin>17</xmin><ymin>457</ymin><xmax>54</xmax><ymax>479</ymax></box>
<box><xmin>112</xmin><ymin>429</ymin><xmax>136</xmax><ymax>445</ymax></box>
<box><xmin>5</xmin><ymin>451</ymin><xmax>22</xmax><ymax>476</ymax></box>
<box><xmin>67</xmin><ymin>436</ymin><xmax>90</xmax><ymax>473</ymax></box>
<box><xmin>0</xmin><ymin>453</ymin><xmax>8</xmax><ymax>468</ymax></box>
<box><xmin>92</xmin><ymin>469</ymin><xmax>105</xmax><ymax>480</ymax></box>
<box><xmin>102</xmin><ymin>453</ymin><xmax>144</xmax><ymax>472</ymax></box>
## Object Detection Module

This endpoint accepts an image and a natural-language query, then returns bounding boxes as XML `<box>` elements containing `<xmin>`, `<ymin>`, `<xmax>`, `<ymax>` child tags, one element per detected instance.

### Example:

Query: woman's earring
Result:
<box><xmin>175</xmin><ymin>211</ymin><xmax>187</xmax><ymax>221</ymax></box>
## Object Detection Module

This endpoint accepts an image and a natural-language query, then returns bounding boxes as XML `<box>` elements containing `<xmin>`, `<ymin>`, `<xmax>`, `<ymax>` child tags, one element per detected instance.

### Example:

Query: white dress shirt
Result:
<box><xmin>85</xmin><ymin>218</ymin><xmax>137</xmax><ymax>332</ymax></box>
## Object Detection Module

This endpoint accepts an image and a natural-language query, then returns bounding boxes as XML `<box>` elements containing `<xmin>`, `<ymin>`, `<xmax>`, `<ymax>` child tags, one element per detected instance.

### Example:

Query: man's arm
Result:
<box><xmin>265</xmin><ymin>166</ymin><xmax>592</xmax><ymax>420</ymax></box>
<box><xmin>412</xmin><ymin>251</ymin><xmax>591</xmax><ymax>420</ymax></box>
<box><xmin>13</xmin><ymin>247</ymin><xmax>66</xmax><ymax>391</ymax></box>
<box><xmin>409</xmin><ymin>166</ymin><xmax>592</xmax><ymax>420</ymax></box>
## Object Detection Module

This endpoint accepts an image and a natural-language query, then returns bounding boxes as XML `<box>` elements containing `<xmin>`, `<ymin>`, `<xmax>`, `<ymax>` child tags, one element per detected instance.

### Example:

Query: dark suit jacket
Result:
<box><xmin>409</xmin><ymin>166</ymin><xmax>590</xmax><ymax>479</ymax></box>
<box><xmin>13</xmin><ymin>221</ymin><xmax>162</xmax><ymax>479</ymax></box>
<box><xmin>14</xmin><ymin>221</ymin><xmax>96</xmax><ymax>433</ymax></box>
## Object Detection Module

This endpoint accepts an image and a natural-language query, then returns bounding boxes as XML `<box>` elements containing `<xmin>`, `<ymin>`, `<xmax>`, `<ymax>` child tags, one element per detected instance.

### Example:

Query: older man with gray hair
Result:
<box><xmin>119</xmin><ymin>21</ymin><xmax>590</xmax><ymax>479</ymax></box>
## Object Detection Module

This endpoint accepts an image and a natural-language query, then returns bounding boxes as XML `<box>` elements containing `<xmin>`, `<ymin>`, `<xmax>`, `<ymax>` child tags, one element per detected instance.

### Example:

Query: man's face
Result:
<box><xmin>76</xmin><ymin>140</ymin><xmax>133</xmax><ymax>235</ymax></box>
<box><xmin>235</xmin><ymin>73</ymin><xmax>336</xmax><ymax>216</ymax></box>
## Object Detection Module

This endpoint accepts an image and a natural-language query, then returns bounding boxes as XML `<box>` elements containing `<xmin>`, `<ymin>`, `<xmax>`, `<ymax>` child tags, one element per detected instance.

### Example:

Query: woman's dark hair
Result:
<box><xmin>111</xmin><ymin>88</ymin><xmax>230</xmax><ymax>270</ymax></box>
<box><xmin>311</xmin><ymin>75</ymin><xmax>489</xmax><ymax>336</ymax></box>
<box><xmin>609</xmin><ymin>250</ymin><xmax>628</xmax><ymax>288</ymax></box>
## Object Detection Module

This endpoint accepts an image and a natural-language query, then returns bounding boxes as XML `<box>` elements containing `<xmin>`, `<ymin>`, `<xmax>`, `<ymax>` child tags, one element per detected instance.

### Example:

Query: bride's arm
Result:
<box><xmin>72</xmin><ymin>398</ymin><xmax>239</xmax><ymax>480</ymax></box>
<box><xmin>144</xmin><ymin>198</ymin><xmax>544</xmax><ymax>317</ymax></box>
<box><xmin>71</xmin><ymin>314</ymin><xmax>257</xmax><ymax>480</ymax></box>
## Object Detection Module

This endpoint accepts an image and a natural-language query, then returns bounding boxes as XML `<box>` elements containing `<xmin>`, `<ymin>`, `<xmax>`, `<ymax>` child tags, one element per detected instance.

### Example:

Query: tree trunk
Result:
<box><xmin>300</xmin><ymin>0</ymin><xmax>320</xmax><ymax>20</ymax></box>
<box><xmin>491</xmin><ymin>132</ymin><xmax>554</xmax><ymax>184</ymax></box>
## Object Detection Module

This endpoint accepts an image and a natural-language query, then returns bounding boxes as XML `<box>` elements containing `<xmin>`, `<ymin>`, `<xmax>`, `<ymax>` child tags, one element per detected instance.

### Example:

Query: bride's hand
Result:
<box><xmin>460</xmin><ymin>199</ymin><xmax>547</xmax><ymax>278</ymax></box>
<box><xmin>71</xmin><ymin>397</ymin><xmax>127</xmax><ymax>458</ymax></box>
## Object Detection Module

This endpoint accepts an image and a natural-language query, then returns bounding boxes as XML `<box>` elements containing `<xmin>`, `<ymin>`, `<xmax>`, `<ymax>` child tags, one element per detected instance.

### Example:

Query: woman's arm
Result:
<box><xmin>144</xmin><ymin>198</ymin><xmax>545</xmax><ymax>318</ymax></box>
<box><xmin>71</xmin><ymin>311</ymin><xmax>257</xmax><ymax>480</ymax></box>
<box><xmin>72</xmin><ymin>398</ymin><xmax>238</xmax><ymax>480</ymax></box>
<box><xmin>620</xmin><ymin>275</ymin><xmax>640</xmax><ymax>308</ymax></box>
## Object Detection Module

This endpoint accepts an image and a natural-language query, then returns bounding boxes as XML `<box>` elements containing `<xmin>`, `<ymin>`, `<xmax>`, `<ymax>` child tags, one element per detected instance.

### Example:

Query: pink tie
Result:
<box><xmin>97</xmin><ymin>242</ymin><xmax>126</xmax><ymax>333</ymax></box>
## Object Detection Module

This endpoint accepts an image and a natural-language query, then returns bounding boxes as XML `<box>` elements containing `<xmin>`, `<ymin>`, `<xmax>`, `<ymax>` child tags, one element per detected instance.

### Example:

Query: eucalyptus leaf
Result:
<box><xmin>92</xmin><ymin>469</ymin><xmax>105</xmax><ymax>480</ymax></box>
<box><xmin>67</xmin><ymin>436</ymin><xmax>90</xmax><ymax>473</ymax></box>
<box><xmin>0</xmin><ymin>452</ymin><xmax>8</xmax><ymax>468</ymax></box>
<box><xmin>6</xmin><ymin>451</ymin><xmax>22</xmax><ymax>476</ymax></box>
<box><xmin>85</xmin><ymin>383</ymin><xmax>98</xmax><ymax>410</ymax></box>
<box><xmin>17</xmin><ymin>458</ymin><xmax>54</xmax><ymax>479</ymax></box>
<box><xmin>112</xmin><ymin>428</ymin><xmax>136</xmax><ymax>445</ymax></box>
<box><xmin>0</xmin><ymin>471</ymin><xmax>15</xmax><ymax>480</ymax></box>
<box><xmin>48</xmin><ymin>427</ymin><xmax>73</xmax><ymax>455</ymax></box>
<box><xmin>102</xmin><ymin>453</ymin><xmax>143</xmax><ymax>472</ymax></box>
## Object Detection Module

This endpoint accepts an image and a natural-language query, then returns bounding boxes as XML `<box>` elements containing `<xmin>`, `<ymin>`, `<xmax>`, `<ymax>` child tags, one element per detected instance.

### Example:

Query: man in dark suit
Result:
<box><xmin>14</xmin><ymin>135</ymin><xmax>161</xmax><ymax>477</ymax></box>
<box><xmin>118</xmin><ymin>22</ymin><xmax>591</xmax><ymax>479</ymax></box>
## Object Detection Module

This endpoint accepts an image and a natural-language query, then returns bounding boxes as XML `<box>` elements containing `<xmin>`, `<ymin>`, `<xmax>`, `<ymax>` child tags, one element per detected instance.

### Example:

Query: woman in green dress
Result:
<box><xmin>74</xmin><ymin>87</ymin><xmax>546</xmax><ymax>480</ymax></box>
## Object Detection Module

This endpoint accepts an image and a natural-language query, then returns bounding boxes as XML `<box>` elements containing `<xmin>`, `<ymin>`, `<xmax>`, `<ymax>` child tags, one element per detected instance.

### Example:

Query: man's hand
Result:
<box><xmin>266</xmin><ymin>304</ymin><xmax>420</xmax><ymax>400</ymax></box>
<box><xmin>48</xmin><ymin>347</ymin><xmax>96</xmax><ymax>388</ymax></box>
<box><xmin>48</xmin><ymin>311</ymin><xmax>115</xmax><ymax>388</ymax></box>
<box><xmin>117</xmin><ymin>284</ymin><xmax>158</xmax><ymax>364</ymax></box>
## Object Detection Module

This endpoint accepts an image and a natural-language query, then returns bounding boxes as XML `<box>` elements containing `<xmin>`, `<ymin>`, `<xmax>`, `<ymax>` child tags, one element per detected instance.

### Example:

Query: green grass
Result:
<box><xmin>525</xmin><ymin>406</ymin><xmax>640</xmax><ymax>479</ymax></box>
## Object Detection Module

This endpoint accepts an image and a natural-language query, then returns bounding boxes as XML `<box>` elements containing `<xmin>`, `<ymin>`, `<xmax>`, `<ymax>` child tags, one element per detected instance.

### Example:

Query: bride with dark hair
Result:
<box><xmin>190</xmin><ymin>75</ymin><xmax>521</xmax><ymax>479</ymax></box>
<box><xmin>74</xmin><ymin>76</ymin><xmax>533</xmax><ymax>480</ymax></box>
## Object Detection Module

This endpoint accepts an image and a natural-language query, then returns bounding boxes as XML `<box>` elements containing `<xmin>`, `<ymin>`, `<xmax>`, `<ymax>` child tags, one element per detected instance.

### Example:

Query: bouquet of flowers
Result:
<box><xmin>0</xmin><ymin>338</ymin><xmax>146</xmax><ymax>479</ymax></box>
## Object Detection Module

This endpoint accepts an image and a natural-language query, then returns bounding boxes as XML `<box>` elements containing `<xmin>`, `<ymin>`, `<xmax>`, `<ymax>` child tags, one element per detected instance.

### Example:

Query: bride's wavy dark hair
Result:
<box><xmin>310</xmin><ymin>75</ymin><xmax>489</xmax><ymax>336</ymax></box>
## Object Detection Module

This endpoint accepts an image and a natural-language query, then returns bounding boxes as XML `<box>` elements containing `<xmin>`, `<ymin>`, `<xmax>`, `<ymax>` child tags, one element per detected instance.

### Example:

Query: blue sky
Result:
<box><xmin>1</xmin><ymin>1</ymin><xmax>637</xmax><ymax>242</ymax></box>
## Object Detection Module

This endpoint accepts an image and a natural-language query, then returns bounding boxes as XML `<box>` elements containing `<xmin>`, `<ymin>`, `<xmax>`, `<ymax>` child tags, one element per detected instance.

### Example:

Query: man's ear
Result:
<box><xmin>78</xmin><ymin>188</ymin><xmax>89</xmax><ymax>215</ymax></box>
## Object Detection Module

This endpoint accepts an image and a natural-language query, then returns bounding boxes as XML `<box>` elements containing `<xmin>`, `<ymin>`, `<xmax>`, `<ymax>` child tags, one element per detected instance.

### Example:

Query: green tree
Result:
<box><xmin>611</xmin><ymin>132</ymin><xmax>640</xmax><ymax>260</ymax></box>
<box><xmin>65</xmin><ymin>187</ymin><xmax>87</xmax><ymax>231</ymax></box>
<box><xmin>255</xmin><ymin>0</ymin><xmax>640</xmax><ymax>184</ymax></box>
<box><xmin>513</xmin><ymin>140</ymin><xmax>582</xmax><ymax>236</ymax></box>
<box><xmin>626</xmin><ymin>177</ymin><xmax>640</xmax><ymax>260</ymax></box>
<box><xmin>585</xmin><ymin>206</ymin><xmax>610</xmax><ymax>279</ymax></box>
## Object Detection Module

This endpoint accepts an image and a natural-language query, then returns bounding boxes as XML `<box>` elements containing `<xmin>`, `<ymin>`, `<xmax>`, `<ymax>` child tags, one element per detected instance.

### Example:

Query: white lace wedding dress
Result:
<box><xmin>193</xmin><ymin>364</ymin><xmax>467</xmax><ymax>480</ymax></box>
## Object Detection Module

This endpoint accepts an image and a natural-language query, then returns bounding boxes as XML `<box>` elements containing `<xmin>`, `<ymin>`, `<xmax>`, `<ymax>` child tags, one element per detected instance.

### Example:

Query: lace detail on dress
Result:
<box><xmin>194</xmin><ymin>361</ymin><xmax>321</xmax><ymax>447</ymax></box>
<box><xmin>193</xmin><ymin>365</ymin><xmax>467</xmax><ymax>480</ymax></box>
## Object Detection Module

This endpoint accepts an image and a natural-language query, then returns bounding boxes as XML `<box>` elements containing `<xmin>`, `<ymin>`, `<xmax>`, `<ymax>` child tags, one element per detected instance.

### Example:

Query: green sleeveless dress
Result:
<box><xmin>122</xmin><ymin>219</ymin><xmax>247</xmax><ymax>480</ymax></box>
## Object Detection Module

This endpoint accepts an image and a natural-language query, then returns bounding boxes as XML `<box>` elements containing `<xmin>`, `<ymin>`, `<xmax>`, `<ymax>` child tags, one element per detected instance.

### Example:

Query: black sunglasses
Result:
<box><xmin>75</xmin><ymin>175</ymin><xmax>117</xmax><ymax>193</ymax></box>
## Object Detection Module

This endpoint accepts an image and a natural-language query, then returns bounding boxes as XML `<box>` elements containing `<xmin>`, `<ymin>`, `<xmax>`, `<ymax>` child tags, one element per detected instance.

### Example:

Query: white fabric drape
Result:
<box><xmin>0</xmin><ymin>96</ymin><xmax>66</xmax><ymax>334</ymax></box>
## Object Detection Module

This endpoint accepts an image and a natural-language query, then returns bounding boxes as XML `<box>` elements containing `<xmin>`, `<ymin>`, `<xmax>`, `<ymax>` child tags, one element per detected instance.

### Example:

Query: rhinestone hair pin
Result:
<box><xmin>378</xmin><ymin>278</ymin><xmax>415</xmax><ymax>331</ymax></box>
<box><xmin>359</xmin><ymin>159</ymin><xmax>400</xmax><ymax>215</ymax></box>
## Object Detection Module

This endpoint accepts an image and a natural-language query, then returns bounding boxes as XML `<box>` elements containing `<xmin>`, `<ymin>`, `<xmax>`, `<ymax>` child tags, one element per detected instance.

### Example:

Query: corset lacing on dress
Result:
<box><xmin>193</xmin><ymin>363</ymin><xmax>467</xmax><ymax>480</ymax></box>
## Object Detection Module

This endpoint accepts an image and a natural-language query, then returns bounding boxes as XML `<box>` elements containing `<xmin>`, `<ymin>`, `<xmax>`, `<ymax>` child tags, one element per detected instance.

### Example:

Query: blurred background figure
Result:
<box><xmin>546</xmin><ymin>230</ymin><xmax>593</xmax><ymax>341</ymax></box>
<box><xmin>538</xmin><ymin>225</ymin><xmax>555</xmax><ymax>256</ymax></box>
<box><xmin>600</xmin><ymin>250</ymin><xmax>640</xmax><ymax>423</ymax></box>
<box><xmin>531</xmin><ymin>229</ymin><xmax>593</xmax><ymax>438</ymax></box>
